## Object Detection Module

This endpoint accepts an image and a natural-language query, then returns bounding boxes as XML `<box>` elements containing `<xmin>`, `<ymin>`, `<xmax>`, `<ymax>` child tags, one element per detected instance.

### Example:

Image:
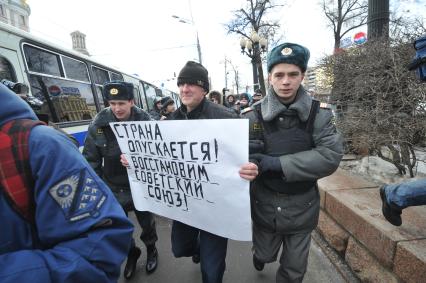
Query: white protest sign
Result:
<box><xmin>110</xmin><ymin>119</ymin><xmax>251</xmax><ymax>241</ymax></box>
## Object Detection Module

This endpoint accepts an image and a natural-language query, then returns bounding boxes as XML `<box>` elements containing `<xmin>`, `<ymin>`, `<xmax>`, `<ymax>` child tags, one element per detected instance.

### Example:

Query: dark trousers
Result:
<box><xmin>132</xmin><ymin>210</ymin><xmax>158</xmax><ymax>247</ymax></box>
<box><xmin>116</xmin><ymin>190</ymin><xmax>158</xmax><ymax>249</ymax></box>
<box><xmin>171</xmin><ymin>221</ymin><xmax>228</xmax><ymax>283</ymax></box>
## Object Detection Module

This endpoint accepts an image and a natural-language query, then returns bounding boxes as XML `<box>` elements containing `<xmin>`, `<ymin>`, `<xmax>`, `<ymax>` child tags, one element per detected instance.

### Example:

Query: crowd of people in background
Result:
<box><xmin>205</xmin><ymin>88</ymin><xmax>265</xmax><ymax>115</ymax></box>
<box><xmin>152</xmin><ymin>86</ymin><xmax>265</xmax><ymax>118</ymax></box>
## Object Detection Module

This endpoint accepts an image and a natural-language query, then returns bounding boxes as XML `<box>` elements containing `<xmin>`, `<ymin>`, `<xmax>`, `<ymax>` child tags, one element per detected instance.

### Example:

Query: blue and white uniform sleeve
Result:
<box><xmin>0</xmin><ymin>126</ymin><xmax>133</xmax><ymax>283</ymax></box>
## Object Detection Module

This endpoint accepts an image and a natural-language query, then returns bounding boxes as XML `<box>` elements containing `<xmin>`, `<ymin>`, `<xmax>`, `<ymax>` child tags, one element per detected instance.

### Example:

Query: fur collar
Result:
<box><xmin>260</xmin><ymin>86</ymin><xmax>312</xmax><ymax>122</ymax></box>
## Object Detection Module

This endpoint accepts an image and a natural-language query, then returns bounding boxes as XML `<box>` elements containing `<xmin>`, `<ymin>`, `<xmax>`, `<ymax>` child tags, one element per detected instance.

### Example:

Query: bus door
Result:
<box><xmin>0</xmin><ymin>47</ymin><xmax>22</xmax><ymax>83</ymax></box>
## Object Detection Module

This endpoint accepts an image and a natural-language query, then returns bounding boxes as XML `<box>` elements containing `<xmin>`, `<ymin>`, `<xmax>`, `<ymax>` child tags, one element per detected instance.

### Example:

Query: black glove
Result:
<box><xmin>249</xmin><ymin>153</ymin><xmax>282</xmax><ymax>173</ymax></box>
<box><xmin>249</xmin><ymin>140</ymin><xmax>264</xmax><ymax>154</ymax></box>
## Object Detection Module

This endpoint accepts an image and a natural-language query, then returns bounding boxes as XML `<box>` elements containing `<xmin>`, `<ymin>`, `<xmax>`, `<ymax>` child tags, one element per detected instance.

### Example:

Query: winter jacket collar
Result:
<box><xmin>92</xmin><ymin>106</ymin><xmax>148</xmax><ymax>127</ymax></box>
<box><xmin>177</xmin><ymin>97</ymin><xmax>207</xmax><ymax>119</ymax></box>
<box><xmin>261</xmin><ymin>86</ymin><xmax>312</xmax><ymax>122</ymax></box>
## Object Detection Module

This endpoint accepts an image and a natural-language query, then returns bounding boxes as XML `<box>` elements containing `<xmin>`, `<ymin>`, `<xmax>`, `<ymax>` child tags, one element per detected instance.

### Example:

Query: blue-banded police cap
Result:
<box><xmin>267</xmin><ymin>43</ymin><xmax>310</xmax><ymax>73</ymax></box>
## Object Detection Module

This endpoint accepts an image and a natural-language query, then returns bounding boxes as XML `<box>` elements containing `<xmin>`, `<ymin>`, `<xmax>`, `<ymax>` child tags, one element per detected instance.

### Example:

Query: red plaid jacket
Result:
<box><xmin>0</xmin><ymin>119</ymin><xmax>44</xmax><ymax>223</ymax></box>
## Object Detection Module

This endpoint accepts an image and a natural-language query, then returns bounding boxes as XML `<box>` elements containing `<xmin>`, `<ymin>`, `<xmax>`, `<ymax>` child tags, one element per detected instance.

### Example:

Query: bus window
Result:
<box><xmin>0</xmin><ymin>56</ymin><xmax>16</xmax><ymax>81</ymax></box>
<box><xmin>133</xmin><ymin>86</ymin><xmax>143</xmax><ymax>108</ymax></box>
<box><xmin>24</xmin><ymin>45</ymin><xmax>62</xmax><ymax>77</ymax></box>
<box><xmin>92</xmin><ymin>66</ymin><xmax>109</xmax><ymax>85</ymax></box>
<box><xmin>110</xmin><ymin>71</ymin><xmax>123</xmax><ymax>81</ymax></box>
<box><xmin>62</xmin><ymin>56</ymin><xmax>90</xmax><ymax>82</ymax></box>
<box><xmin>143</xmin><ymin>83</ymin><xmax>157</xmax><ymax>111</ymax></box>
<box><xmin>27</xmin><ymin>74</ymin><xmax>97</xmax><ymax>123</ymax></box>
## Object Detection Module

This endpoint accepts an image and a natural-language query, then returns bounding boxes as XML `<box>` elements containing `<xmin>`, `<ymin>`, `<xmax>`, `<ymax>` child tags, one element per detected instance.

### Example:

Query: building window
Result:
<box><xmin>19</xmin><ymin>15</ymin><xmax>26</xmax><ymax>27</ymax></box>
<box><xmin>0</xmin><ymin>5</ymin><xmax>4</xmax><ymax>17</ymax></box>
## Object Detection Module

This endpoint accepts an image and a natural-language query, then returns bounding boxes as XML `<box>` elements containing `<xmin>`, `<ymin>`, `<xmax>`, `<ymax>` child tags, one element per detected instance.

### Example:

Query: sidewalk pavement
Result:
<box><xmin>119</xmin><ymin>214</ymin><xmax>346</xmax><ymax>283</ymax></box>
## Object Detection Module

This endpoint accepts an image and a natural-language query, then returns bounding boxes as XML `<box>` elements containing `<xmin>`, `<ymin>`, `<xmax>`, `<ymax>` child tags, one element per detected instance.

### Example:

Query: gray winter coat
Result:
<box><xmin>243</xmin><ymin>86</ymin><xmax>343</xmax><ymax>183</ymax></box>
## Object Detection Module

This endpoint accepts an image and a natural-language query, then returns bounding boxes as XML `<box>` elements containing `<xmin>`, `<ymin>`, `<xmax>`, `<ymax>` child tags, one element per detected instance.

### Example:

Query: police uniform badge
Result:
<box><xmin>49</xmin><ymin>169</ymin><xmax>107</xmax><ymax>221</ymax></box>
<box><xmin>253</xmin><ymin>123</ymin><xmax>262</xmax><ymax>131</ymax></box>
<box><xmin>281</xmin><ymin>47</ymin><xmax>293</xmax><ymax>56</ymax></box>
<box><xmin>97</xmin><ymin>128</ymin><xmax>103</xmax><ymax>135</ymax></box>
<box><xmin>110</xmin><ymin>88</ymin><xmax>119</xmax><ymax>96</ymax></box>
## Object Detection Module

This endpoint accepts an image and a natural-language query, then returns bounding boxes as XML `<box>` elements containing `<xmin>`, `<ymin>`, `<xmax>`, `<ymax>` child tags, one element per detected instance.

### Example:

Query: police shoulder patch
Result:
<box><xmin>241</xmin><ymin>107</ymin><xmax>253</xmax><ymax>115</ymax></box>
<box><xmin>97</xmin><ymin>128</ymin><xmax>103</xmax><ymax>134</ymax></box>
<box><xmin>49</xmin><ymin>169</ymin><xmax>107</xmax><ymax>221</ymax></box>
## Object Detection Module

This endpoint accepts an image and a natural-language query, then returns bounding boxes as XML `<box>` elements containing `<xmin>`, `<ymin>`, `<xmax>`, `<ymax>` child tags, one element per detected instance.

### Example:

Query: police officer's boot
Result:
<box><xmin>124</xmin><ymin>246</ymin><xmax>141</xmax><ymax>279</ymax></box>
<box><xmin>145</xmin><ymin>244</ymin><xmax>158</xmax><ymax>274</ymax></box>
<box><xmin>253</xmin><ymin>254</ymin><xmax>265</xmax><ymax>271</ymax></box>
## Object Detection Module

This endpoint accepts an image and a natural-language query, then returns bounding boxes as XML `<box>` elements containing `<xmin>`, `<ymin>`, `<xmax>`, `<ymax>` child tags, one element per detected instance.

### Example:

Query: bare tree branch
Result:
<box><xmin>319</xmin><ymin>18</ymin><xmax>426</xmax><ymax>177</ymax></box>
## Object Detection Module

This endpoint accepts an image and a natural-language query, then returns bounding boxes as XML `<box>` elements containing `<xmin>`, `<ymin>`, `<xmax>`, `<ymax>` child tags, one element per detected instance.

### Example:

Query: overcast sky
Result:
<box><xmin>27</xmin><ymin>0</ymin><xmax>425</xmax><ymax>93</ymax></box>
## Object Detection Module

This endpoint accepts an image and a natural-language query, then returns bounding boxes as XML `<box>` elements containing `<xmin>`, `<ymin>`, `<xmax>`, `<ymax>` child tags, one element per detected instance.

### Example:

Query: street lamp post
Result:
<box><xmin>239</xmin><ymin>31</ymin><xmax>267</xmax><ymax>94</ymax></box>
<box><xmin>172</xmin><ymin>15</ymin><xmax>203</xmax><ymax>65</ymax></box>
<box><xmin>222</xmin><ymin>57</ymin><xmax>240</xmax><ymax>95</ymax></box>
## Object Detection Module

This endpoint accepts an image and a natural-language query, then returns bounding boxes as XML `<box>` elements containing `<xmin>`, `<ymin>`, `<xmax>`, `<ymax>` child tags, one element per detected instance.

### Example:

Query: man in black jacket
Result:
<box><xmin>168</xmin><ymin>61</ymin><xmax>258</xmax><ymax>283</ymax></box>
<box><xmin>83</xmin><ymin>81</ymin><xmax>159</xmax><ymax>279</ymax></box>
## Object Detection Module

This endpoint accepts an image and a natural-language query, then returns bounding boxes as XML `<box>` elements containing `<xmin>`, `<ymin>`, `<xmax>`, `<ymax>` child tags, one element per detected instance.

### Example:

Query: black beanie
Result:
<box><xmin>177</xmin><ymin>61</ymin><xmax>209</xmax><ymax>92</ymax></box>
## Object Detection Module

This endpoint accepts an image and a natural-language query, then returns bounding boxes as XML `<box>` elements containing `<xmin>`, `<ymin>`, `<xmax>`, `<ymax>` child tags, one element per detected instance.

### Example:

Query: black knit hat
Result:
<box><xmin>103</xmin><ymin>81</ymin><xmax>134</xmax><ymax>101</ymax></box>
<box><xmin>267</xmin><ymin>42</ymin><xmax>310</xmax><ymax>73</ymax></box>
<box><xmin>177</xmin><ymin>61</ymin><xmax>209</xmax><ymax>92</ymax></box>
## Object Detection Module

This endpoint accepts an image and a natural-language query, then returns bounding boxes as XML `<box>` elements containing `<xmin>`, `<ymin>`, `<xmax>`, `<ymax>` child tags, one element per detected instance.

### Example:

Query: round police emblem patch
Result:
<box><xmin>57</xmin><ymin>184</ymin><xmax>73</xmax><ymax>197</ymax></box>
<box><xmin>281</xmin><ymin>47</ymin><xmax>293</xmax><ymax>56</ymax></box>
<box><xmin>110</xmin><ymin>88</ymin><xmax>119</xmax><ymax>95</ymax></box>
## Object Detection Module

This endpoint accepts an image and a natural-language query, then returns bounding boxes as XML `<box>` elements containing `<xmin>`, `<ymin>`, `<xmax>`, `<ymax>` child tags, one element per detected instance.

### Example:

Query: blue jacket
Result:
<box><xmin>0</xmin><ymin>84</ymin><xmax>134</xmax><ymax>282</ymax></box>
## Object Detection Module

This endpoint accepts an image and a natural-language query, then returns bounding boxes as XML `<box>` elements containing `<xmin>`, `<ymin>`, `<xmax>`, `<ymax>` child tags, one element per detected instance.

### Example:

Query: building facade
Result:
<box><xmin>303</xmin><ymin>66</ymin><xmax>332</xmax><ymax>102</ymax></box>
<box><xmin>0</xmin><ymin>0</ymin><xmax>30</xmax><ymax>31</ymax></box>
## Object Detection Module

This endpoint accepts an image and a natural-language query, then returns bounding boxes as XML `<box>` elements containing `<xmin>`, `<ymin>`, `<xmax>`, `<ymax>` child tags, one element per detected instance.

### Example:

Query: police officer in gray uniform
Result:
<box><xmin>242</xmin><ymin>43</ymin><xmax>343</xmax><ymax>283</ymax></box>
<box><xmin>83</xmin><ymin>81</ymin><xmax>159</xmax><ymax>279</ymax></box>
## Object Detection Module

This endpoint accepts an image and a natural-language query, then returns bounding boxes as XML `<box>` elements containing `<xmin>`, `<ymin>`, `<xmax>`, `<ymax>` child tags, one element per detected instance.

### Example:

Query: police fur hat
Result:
<box><xmin>103</xmin><ymin>81</ymin><xmax>134</xmax><ymax>101</ymax></box>
<box><xmin>160</xmin><ymin>96</ymin><xmax>175</xmax><ymax>111</ymax></box>
<box><xmin>267</xmin><ymin>43</ymin><xmax>310</xmax><ymax>73</ymax></box>
<box><xmin>177</xmin><ymin>61</ymin><xmax>209</xmax><ymax>92</ymax></box>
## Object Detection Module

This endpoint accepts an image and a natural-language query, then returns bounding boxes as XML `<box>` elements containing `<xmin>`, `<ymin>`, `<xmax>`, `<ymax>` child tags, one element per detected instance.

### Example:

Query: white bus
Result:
<box><xmin>0</xmin><ymin>21</ymin><xmax>179</xmax><ymax>146</ymax></box>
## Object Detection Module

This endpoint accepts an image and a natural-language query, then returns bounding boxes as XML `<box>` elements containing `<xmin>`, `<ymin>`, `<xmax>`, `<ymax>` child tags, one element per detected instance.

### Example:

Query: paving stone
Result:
<box><xmin>325</xmin><ymin>187</ymin><xmax>426</xmax><ymax>267</ymax></box>
<box><xmin>345</xmin><ymin>237</ymin><xmax>399</xmax><ymax>283</ymax></box>
<box><xmin>317</xmin><ymin>210</ymin><xmax>350</xmax><ymax>255</ymax></box>
<box><xmin>394</xmin><ymin>239</ymin><xmax>426</xmax><ymax>283</ymax></box>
